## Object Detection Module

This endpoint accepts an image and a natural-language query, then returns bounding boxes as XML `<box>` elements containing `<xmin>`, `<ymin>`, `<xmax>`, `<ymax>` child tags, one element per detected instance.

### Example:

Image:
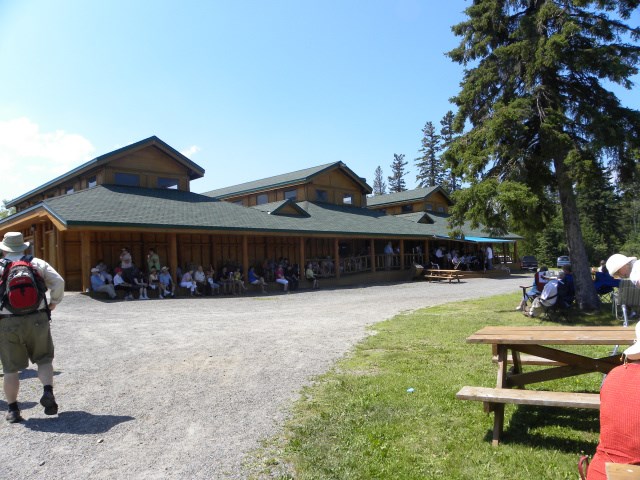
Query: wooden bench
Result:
<box><xmin>491</xmin><ymin>354</ymin><xmax>564</xmax><ymax>366</ymax></box>
<box><xmin>423</xmin><ymin>269</ymin><xmax>461</xmax><ymax>283</ymax></box>
<box><xmin>456</xmin><ymin>386</ymin><xmax>600</xmax><ymax>410</ymax></box>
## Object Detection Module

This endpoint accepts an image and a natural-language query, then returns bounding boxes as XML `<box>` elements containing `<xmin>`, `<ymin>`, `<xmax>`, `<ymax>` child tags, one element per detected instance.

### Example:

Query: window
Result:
<box><xmin>342</xmin><ymin>193</ymin><xmax>353</xmax><ymax>205</ymax></box>
<box><xmin>425</xmin><ymin>203</ymin><xmax>433</xmax><ymax>211</ymax></box>
<box><xmin>401</xmin><ymin>204</ymin><xmax>414</xmax><ymax>213</ymax></box>
<box><xmin>114</xmin><ymin>172</ymin><xmax>140</xmax><ymax>187</ymax></box>
<box><xmin>256</xmin><ymin>193</ymin><xmax>268</xmax><ymax>205</ymax></box>
<box><xmin>284</xmin><ymin>189</ymin><xmax>297</xmax><ymax>201</ymax></box>
<box><xmin>65</xmin><ymin>186</ymin><xmax>74</xmax><ymax>194</ymax></box>
<box><xmin>87</xmin><ymin>176</ymin><xmax>97</xmax><ymax>188</ymax></box>
<box><xmin>437</xmin><ymin>205</ymin><xmax>445</xmax><ymax>213</ymax></box>
<box><xmin>316</xmin><ymin>189</ymin><xmax>328</xmax><ymax>202</ymax></box>
<box><xmin>233</xmin><ymin>200</ymin><xmax>244</xmax><ymax>206</ymax></box>
<box><xmin>158</xmin><ymin>177</ymin><xmax>179</xmax><ymax>189</ymax></box>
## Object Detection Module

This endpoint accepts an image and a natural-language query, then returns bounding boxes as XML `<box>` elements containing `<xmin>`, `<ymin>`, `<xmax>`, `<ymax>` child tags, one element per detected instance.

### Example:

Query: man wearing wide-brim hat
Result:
<box><xmin>0</xmin><ymin>231</ymin><xmax>64</xmax><ymax>423</ymax></box>
<box><xmin>606</xmin><ymin>253</ymin><xmax>640</xmax><ymax>286</ymax></box>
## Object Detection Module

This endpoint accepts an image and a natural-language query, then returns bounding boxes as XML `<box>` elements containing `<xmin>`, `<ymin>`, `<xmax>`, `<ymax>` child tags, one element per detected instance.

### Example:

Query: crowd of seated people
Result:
<box><xmin>89</xmin><ymin>253</ymin><xmax>313</xmax><ymax>300</ymax></box>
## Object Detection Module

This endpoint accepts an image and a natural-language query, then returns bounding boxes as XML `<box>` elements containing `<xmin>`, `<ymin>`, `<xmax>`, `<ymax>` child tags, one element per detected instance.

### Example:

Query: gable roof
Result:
<box><xmin>202</xmin><ymin>161</ymin><xmax>372</xmax><ymax>199</ymax></box>
<box><xmin>6</xmin><ymin>136</ymin><xmax>205</xmax><ymax>208</ymax></box>
<box><xmin>366</xmin><ymin>186</ymin><xmax>453</xmax><ymax>208</ymax></box>
<box><xmin>251</xmin><ymin>199</ymin><xmax>311</xmax><ymax>217</ymax></box>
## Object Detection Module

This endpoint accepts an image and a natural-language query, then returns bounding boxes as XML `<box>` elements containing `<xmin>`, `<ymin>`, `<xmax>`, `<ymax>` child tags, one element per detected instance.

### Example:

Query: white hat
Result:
<box><xmin>606</xmin><ymin>254</ymin><xmax>637</xmax><ymax>276</ymax></box>
<box><xmin>91</xmin><ymin>267</ymin><xmax>100</xmax><ymax>273</ymax></box>
<box><xmin>624</xmin><ymin>321</ymin><xmax>640</xmax><ymax>361</ymax></box>
<box><xmin>0</xmin><ymin>232</ymin><xmax>30</xmax><ymax>253</ymax></box>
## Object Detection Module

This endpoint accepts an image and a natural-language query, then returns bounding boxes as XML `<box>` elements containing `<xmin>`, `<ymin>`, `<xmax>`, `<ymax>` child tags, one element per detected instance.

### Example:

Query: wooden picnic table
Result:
<box><xmin>423</xmin><ymin>269</ymin><xmax>461</xmax><ymax>283</ymax></box>
<box><xmin>457</xmin><ymin>325</ymin><xmax>636</xmax><ymax>445</ymax></box>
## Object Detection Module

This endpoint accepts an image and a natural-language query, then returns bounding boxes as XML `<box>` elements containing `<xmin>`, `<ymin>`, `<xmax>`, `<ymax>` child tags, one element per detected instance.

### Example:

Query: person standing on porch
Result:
<box><xmin>485</xmin><ymin>244</ymin><xmax>493</xmax><ymax>270</ymax></box>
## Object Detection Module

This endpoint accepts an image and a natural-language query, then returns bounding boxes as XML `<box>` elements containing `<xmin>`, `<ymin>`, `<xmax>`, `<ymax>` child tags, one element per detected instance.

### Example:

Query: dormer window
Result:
<box><xmin>316</xmin><ymin>189</ymin><xmax>328</xmax><ymax>202</ymax></box>
<box><xmin>87</xmin><ymin>176</ymin><xmax>97</xmax><ymax>188</ymax></box>
<box><xmin>158</xmin><ymin>177</ymin><xmax>178</xmax><ymax>189</ymax></box>
<box><xmin>401</xmin><ymin>204</ymin><xmax>414</xmax><ymax>213</ymax></box>
<box><xmin>256</xmin><ymin>193</ymin><xmax>268</xmax><ymax>205</ymax></box>
<box><xmin>65</xmin><ymin>186</ymin><xmax>74</xmax><ymax>194</ymax></box>
<box><xmin>343</xmin><ymin>194</ymin><xmax>353</xmax><ymax>205</ymax></box>
<box><xmin>114</xmin><ymin>172</ymin><xmax>140</xmax><ymax>187</ymax></box>
<box><xmin>284</xmin><ymin>189</ymin><xmax>297</xmax><ymax>201</ymax></box>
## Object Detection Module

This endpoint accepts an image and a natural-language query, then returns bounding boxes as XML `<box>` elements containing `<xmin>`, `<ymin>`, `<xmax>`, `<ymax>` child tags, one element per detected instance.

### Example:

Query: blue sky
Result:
<box><xmin>0</xmin><ymin>1</ymin><xmax>638</xmax><ymax>203</ymax></box>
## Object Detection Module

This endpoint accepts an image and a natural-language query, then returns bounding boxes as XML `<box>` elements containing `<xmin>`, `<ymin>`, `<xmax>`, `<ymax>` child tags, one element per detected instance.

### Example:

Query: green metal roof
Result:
<box><xmin>366</xmin><ymin>186</ymin><xmax>453</xmax><ymax>208</ymax></box>
<box><xmin>0</xmin><ymin>185</ymin><xmax>519</xmax><ymax>241</ymax></box>
<box><xmin>202</xmin><ymin>161</ymin><xmax>372</xmax><ymax>199</ymax></box>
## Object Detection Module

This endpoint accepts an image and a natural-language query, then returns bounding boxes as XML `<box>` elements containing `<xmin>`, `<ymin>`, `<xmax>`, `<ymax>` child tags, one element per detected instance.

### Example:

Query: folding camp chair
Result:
<box><xmin>612</xmin><ymin>279</ymin><xmax>640</xmax><ymax>327</ymax></box>
<box><xmin>609</xmin><ymin>279</ymin><xmax>640</xmax><ymax>357</ymax></box>
<box><xmin>593</xmin><ymin>271</ymin><xmax>619</xmax><ymax>305</ymax></box>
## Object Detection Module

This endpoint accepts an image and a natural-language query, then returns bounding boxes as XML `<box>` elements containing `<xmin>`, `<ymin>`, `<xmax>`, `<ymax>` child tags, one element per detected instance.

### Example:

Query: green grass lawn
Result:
<box><xmin>252</xmin><ymin>293</ymin><xmax>621</xmax><ymax>480</ymax></box>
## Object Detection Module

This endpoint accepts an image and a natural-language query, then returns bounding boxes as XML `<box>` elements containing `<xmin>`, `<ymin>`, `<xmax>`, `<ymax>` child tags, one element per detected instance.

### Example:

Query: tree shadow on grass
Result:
<box><xmin>483</xmin><ymin>405</ymin><xmax>599</xmax><ymax>453</ymax></box>
<box><xmin>23</xmin><ymin>411</ymin><xmax>134</xmax><ymax>434</ymax></box>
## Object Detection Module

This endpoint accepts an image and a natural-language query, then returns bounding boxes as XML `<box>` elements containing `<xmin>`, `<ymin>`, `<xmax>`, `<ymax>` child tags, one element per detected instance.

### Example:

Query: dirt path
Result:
<box><xmin>0</xmin><ymin>276</ymin><xmax>525</xmax><ymax>479</ymax></box>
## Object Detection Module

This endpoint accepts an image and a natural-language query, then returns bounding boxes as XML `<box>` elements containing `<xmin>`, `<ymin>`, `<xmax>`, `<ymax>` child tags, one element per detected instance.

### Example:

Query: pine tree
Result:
<box><xmin>446</xmin><ymin>1</ymin><xmax>640</xmax><ymax>310</ymax></box>
<box><xmin>439</xmin><ymin>110</ymin><xmax>460</xmax><ymax>192</ymax></box>
<box><xmin>372</xmin><ymin>166</ymin><xmax>387</xmax><ymax>196</ymax></box>
<box><xmin>388</xmin><ymin>154</ymin><xmax>408</xmax><ymax>193</ymax></box>
<box><xmin>415</xmin><ymin>122</ymin><xmax>443</xmax><ymax>188</ymax></box>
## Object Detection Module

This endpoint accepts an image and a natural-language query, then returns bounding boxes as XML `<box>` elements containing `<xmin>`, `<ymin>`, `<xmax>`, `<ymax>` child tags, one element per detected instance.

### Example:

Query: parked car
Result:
<box><xmin>519</xmin><ymin>255</ymin><xmax>538</xmax><ymax>272</ymax></box>
<box><xmin>557</xmin><ymin>255</ymin><xmax>571</xmax><ymax>267</ymax></box>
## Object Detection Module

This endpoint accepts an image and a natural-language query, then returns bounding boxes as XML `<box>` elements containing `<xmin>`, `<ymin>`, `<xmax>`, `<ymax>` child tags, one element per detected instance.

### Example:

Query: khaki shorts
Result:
<box><xmin>0</xmin><ymin>311</ymin><xmax>54</xmax><ymax>374</ymax></box>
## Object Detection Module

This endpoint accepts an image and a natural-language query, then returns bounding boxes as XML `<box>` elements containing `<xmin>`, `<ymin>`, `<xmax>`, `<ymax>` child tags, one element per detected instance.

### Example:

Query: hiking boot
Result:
<box><xmin>40</xmin><ymin>390</ymin><xmax>59</xmax><ymax>415</ymax></box>
<box><xmin>5</xmin><ymin>409</ymin><xmax>23</xmax><ymax>423</ymax></box>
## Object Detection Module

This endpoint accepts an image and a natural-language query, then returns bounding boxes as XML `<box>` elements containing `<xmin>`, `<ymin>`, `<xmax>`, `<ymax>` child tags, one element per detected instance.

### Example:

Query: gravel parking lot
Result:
<box><xmin>0</xmin><ymin>275</ymin><xmax>525</xmax><ymax>479</ymax></box>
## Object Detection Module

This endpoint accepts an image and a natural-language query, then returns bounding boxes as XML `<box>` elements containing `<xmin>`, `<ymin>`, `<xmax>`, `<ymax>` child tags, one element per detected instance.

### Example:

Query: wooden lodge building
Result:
<box><xmin>0</xmin><ymin>136</ymin><xmax>520</xmax><ymax>292</ymax></box>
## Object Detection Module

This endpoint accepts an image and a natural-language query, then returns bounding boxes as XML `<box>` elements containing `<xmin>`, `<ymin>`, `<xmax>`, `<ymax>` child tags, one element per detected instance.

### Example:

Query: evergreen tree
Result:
<box><xmin>388</xmin><ymin>154</ymin><xmax>408</xmax><ymax>193</ymax></box>
<box><xmin>439</xmin><ymin>110</ymin><xmax>461</xmax><ymax>192</ymax></box>
<box><xmin>372</xmin><ymin>166</ymin><xmax>387</xmax><ymax>196</ymax></box>
<box><xmin>446</xmin><ymin>0</ymin><xmax>640</xmax><ymax>310</ymax></box>
<box><xmin>415</xmin><ymin>122</ymin><xmax>443</xmax><ymax>188</ymax></box>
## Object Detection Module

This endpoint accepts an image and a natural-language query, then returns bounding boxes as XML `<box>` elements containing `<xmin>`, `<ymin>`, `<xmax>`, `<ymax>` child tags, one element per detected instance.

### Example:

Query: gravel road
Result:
<box><xmin>0</xmin><ymin>275</ymin><xmax>525</xmax><ymax>479</ymax></box>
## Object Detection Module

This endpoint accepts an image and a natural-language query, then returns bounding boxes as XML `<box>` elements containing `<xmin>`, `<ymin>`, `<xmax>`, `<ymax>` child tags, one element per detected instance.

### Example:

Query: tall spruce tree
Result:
<box><xmin>439</xmin><ymin>110</ymin><xmax>461</xmax><ymax>192</ymax></box>
<box><xmin>372</xmin><ymin>166</ymin><xmax>387</xmax><ymax>195</ymax></box>
<box><xmin>446</xmin><ymin>0</ymin><xmax>640</xmax><ymax>310</ymax></box>
<box><xmin>388</xmin><ymin>154</ymin><xmax>408</xmax><ymax>193</ymax></box>
<box><xmin>415</xmin><ymin>121</ymin><xmax>444</xmax><ymax>188</ymax></box>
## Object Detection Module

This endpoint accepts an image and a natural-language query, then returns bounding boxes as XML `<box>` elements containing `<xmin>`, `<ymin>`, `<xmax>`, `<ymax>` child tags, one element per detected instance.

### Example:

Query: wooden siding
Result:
<box><xmin>220</xmin><ymin>167</ymin><xmax>366</xmax><ymax>208</ymax></box>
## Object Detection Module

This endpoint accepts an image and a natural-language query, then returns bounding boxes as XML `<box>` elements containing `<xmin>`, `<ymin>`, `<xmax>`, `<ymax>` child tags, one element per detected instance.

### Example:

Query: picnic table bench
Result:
<box><xmin>423</xmin><ymin>269</ymin><xmax>461</xmax><ymax>283</ymax></box>
<box><xmin>457</xmin><ymin>326</ymin><xmax>635</xmax><ymax>445</ymax></box>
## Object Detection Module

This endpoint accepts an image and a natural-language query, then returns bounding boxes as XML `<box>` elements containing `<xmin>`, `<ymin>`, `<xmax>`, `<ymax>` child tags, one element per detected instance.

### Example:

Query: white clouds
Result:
<box><xmin>0</xmin><ymin>117</ymin><xmax>94</xmax><ymax>202</ymax></box>
<box><xmin>180</xmin><ymin>145</ymin><xmax>201</xmax><ymax>158</ymax></box>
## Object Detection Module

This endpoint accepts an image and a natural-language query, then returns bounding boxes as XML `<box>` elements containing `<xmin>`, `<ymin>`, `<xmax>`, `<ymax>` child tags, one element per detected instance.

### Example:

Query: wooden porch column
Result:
<box><xmin>55</xmin><ymin>230</ymin><xmax>65</xmax><ymax>279</ymax></box>
<box><xmin>242</xmin><ymin>235</ymin><xmax>249</xmax><ymax>281</ymax></box>
<box><xmin>370</xmin><ymin>239</ymin><xmax>376</xmax><ymax>273</ymax></box>
<box><xmin>424</xmin><ymin>239</ymin><xmax>430</xmax><ymax>266</ymax></box>
<box><xmin>80</xmin><ymin>231</ymin><xmax>91</xmax><ymax>293</ymax></box>
<box><xmin>299</xmin><ymin>237</ymin><xmax>305</xmax><ymax>274</ymax></box>
<box><xmin>35</xmin><ymin>223</ymin><xmax>44</xmax><ymax>259</ymax></box>
<box><xmin>333</xmin><ymin>238</ymin><xmax>340</xmax><ymax>279</ymax></box>
<box><xmin>399</xmin><ymin>240</ymin><xmax>405</xmax><ymax>270</ymax></box>
<box><xmin>169</xmin><ymin>233</ymin><xmax>178</xmax><ymax>284</ymax></box>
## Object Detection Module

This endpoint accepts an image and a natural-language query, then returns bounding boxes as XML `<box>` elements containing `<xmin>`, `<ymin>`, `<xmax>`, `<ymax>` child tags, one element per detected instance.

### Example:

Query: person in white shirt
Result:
<box><xmin>485</xmin><ymin>245</ymin><xmax>494</xmax><ymax>270</ymax></box>
<box><xmin>0</xmin><ymin>232</ymin><xmax>64</xmax><ymax>424</ymax></box>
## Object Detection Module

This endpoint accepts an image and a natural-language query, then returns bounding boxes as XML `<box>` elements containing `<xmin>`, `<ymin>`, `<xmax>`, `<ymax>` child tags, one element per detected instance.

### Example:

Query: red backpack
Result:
<box><xmin>0</xmin><ymin>255</ymin><xmax>48</xmax><ymax>316</ymax></box>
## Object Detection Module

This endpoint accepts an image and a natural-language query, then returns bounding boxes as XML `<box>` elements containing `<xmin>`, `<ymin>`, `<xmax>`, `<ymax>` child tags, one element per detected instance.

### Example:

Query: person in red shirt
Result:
<box><xmin>587</xmin><ymin>321</ymin><xmax>640</xmax><ymax>479</ymax></box>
